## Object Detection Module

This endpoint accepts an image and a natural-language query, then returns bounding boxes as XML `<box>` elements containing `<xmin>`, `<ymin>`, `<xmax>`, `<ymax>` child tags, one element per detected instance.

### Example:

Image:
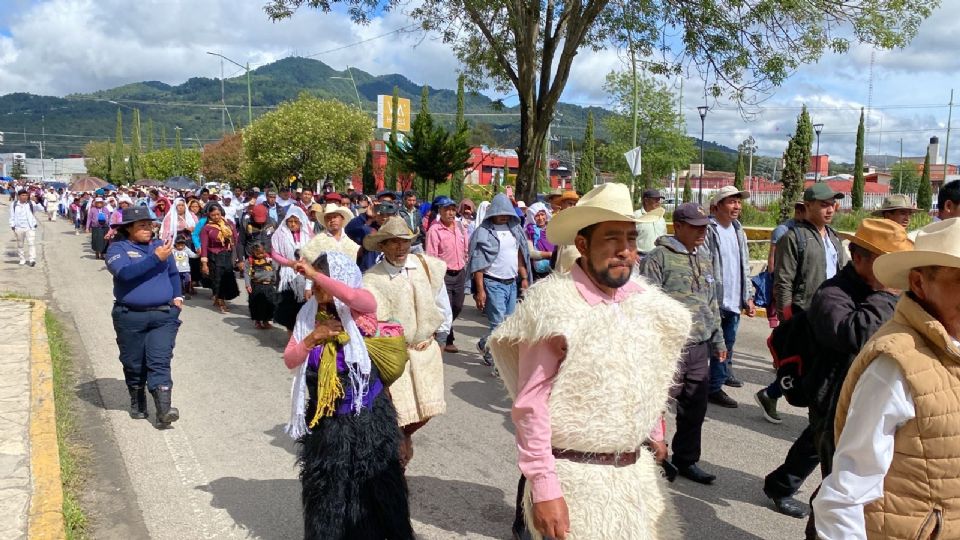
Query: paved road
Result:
<box><xmin>20</xmin><ymin>208</ymin><xmax>819</xmax><ymax>539</ymax></box>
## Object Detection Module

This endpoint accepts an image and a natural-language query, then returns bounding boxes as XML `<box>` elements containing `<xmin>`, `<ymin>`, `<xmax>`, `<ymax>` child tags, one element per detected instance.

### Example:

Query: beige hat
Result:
<box><xmin>837</xmin><ymin>218</ymin><xmax>913</xmax><ymax>255</ymax></box>
<box><xmin>874</xmin><ymin>218</ymin><xmax>960</xmax><ymax>289</ymax></box>
<box><xmin>709</xmin><ymin>185</ymin><xmax>750</xmax><ymax>207</ymax></box>
<box><xmin>317</xmin><ymin>203</ymin><xmax>354</xmax><ymax>225</ymax></box>
<box><xmin>871</xmin><ymin>194</ymin><xmax>919</xmax><ymax>216</ymax></box>
<box><xmin>363</xmin><ymin>216</ymin><xmax>417</xmax><ymax>252</ymax></box>
<box><xmin>546</xmin><ymin>182</ymin><xmax>660</xmax><ymax>245</ymax></box>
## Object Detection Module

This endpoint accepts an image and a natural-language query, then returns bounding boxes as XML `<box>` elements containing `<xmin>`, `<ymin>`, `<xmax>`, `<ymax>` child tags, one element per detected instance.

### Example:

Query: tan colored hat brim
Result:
<box><xmin>870</xmin><ymin>207</ymin><xmax>920</xmax><ymax>217</ymax></box>
<box><xmin>547</xmin><ymin>207</ymin><xmax>660</xmax><ymax>245</ymax></box>
<box><xmin>363</xmin><ymin>229</ymin><xmax>417</xmax><ymax>252</ymax></box>
<box><xmin>837</xmin><ymin>231</ymin><xmax>888</xmax><ymax>255</ymax></box>
<box><xmin>874</xmin><ymin>250</ymin><xmax>960</xmax><ymax>289</ymax></box>
<box><xmin>321</xmin><ymin>208</ymin><xmax>354</xmax><ymax>224</ymax></box>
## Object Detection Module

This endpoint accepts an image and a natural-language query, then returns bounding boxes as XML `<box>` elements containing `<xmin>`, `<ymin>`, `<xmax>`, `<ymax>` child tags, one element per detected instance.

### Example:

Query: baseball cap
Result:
<box><xmin>803</xmin><ymin>183</ymin><xmax>844</xmax><ymax>202</ymax></box>
<box><xmin>376</xmin><ymin>200</ymin><xmax>399</xmax><ymax>215</ymax></box>
<box><xmin>433</xmin><ymin>196</ymin><xmax>456</xmax><ymax>208</ymax></box>
<box><xmin>376</xmin><ymin>190</ymin><xmax>397</xmax><ymax>200</ymax></box>
<box><xmin>709</xmin><ymin>185</ymin><xmax>750</xmax><ymax>207</ymax></box>
<box><xmin>672</xmin><ymin>203</ymin><xmax>710</xmax><ymax>226</ymax></box>
<box><xmin>642</xmin><ymin>188</ymin><xmax>664</xmax><ymax>200</ymax></box>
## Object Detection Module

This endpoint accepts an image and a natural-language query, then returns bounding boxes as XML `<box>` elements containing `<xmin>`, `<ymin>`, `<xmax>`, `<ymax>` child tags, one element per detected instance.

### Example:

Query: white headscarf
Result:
<box><xmin>159</xmin><ymin>197</ymin><xmax>197</xmax><ymax>242</ymax></box>
<box><xmin>476</xmin><ymin>200</ymin><xmax>491</xmax><ymax>227</ymax></box>
<box><xmin>272</xmin><ymin>206</ymin><xmax>314</xmax><ymax>301</ymax></box>
<box><xmin>286</xmin><ymin>251</ymin><xmax>372</xmax><ymax>438</ymax></box>
<box><xmin>526</xmin><ymin>201</ymin><xmax>549</xmax><ymax>224</ymax></box>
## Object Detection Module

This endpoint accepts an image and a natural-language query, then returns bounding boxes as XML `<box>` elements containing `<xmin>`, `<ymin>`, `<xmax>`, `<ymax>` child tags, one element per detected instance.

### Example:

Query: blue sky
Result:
<box><xmin>0</xmin><ymin>0</ymin><xmax>957</xmax><ymax>163</ymax></box>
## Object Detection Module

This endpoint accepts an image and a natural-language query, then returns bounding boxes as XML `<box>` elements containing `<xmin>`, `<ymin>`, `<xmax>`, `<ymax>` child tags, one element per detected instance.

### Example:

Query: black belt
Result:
<box><xmin>446</xmin><ymin>268</ymin><xmax>465</xmax><ymax>276</ymax></box>
<box><xmin>115</xmin><ymin>303</ymin><xmax>171</xmax><ymax>312</ymax></box>
<box><xmin>483</xmin><ymin>274</ymin><xmax>515</xmax><ymax>284</ymax></box>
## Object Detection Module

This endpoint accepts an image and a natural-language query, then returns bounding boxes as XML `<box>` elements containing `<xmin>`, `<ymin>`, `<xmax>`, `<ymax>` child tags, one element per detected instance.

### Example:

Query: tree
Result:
<box><xmin>10</xmin><ymin>156</ymin><xmax>26</xmax><ymax>181</ymax></box>
<box><xmin>917</xmin><ymin>150</ymin><xmax>933</xmax><ymax>213</ymax></box>
<box><xmin>890</xmin><ymin>160</ymin><xmax>921</xmax><ymax>195</ymax></box>
<box><xmin>682</xmin><ymin>175</ymin><xmax>693</xmax><ymax>203</ymax></box>
<box><xmin>779</xmin><ymin>106</ymin><xmax>813</xmax><ymax>222</ymax></box>
<box><xmin>83</xmin><ymin>141</ymin><xmax>113</xmax><ymax>179</ymax></box>
<box><xmin>245</xmin><ymin>93</ymin><xmax>371</xmax><ymax>190</ymax></box>
<box><xmin>449</xmin><ymin>75</ymin><xmax>468</xmax><ymax>203</ymax></box>
<box><xmin>129</xmin><ymin>109</ymin><xmax>142</xmax><ymax>181</ymax></box>
<box><xmin>361</xmin><ymin>146</ymin><xmax>377</xmax><ymax>195</ymax></box>
<box><xmin>140</xmin><ymin>148</ymin><xmax>202</xmax><ymax>180</ymax></box>
<box><xmin>852</xmin><ymin>108</ymin><xmax>866</xmax><ymax>210</ymax></box>
<box><xmin>174</xmin><ymin>127</ymin><xmax>184</xmax><ymax>177</ymax></box>
<box><xmin>388</xmin><ymin>86</ymin><xmax>472</xmax><ymax>200</ymax></box>
<box><xmin>599</xmin><ymin>71</ymin><xmax>693</xmax><ymax>201</ymax></box>
<box><xmin>266</xmin><ymin>0</ymin><xmax>934</xmax><ymax>203</ymax></box>
<box><xmin>146</xmin><ymin>118</ymin><xmax>155</xmax><ymax>153</ymax></box>
<box><xmin>202</xmin><ymin>132</ymin><xmax>247</xmax><ymax>186</ymax></box>
<box><xmin>577</xmin><ymin>112</ymin><xmax>596</xmax><ymax>194</ymax></box>
<box><xmin>734</xmin><ymin>151</ymin><xmax>745</xmax><ymax>190</ymax></box>
<box><xmin>160</xmin><ymin>125</ymin><xmax>167</xmax><ymax>149</ymax></box>
<box><xmin>384</xmin><ymin>86</ymin><xmax>401</xmax><ymax>191</ymax></box>
<box><xmin>110</xmin><ymin>110</ymin><xmax>127</xmax><ymax>185</ymax></box>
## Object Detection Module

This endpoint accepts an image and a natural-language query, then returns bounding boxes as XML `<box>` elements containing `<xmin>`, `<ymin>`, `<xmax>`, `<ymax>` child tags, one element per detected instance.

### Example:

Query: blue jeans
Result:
<box><xmin>112</xmin><ymin>305</ymin><xmax>182</xmax><ymax>390</ymax></box>
<box><xmin>478</xmin><ymin>277</ymin><xmax>518</xmax><ymax>351</ymax></box>
<box><xmin>709</xmin><ymin>309</ymin><xmax>740</xmax><ymax>393</ymax></box>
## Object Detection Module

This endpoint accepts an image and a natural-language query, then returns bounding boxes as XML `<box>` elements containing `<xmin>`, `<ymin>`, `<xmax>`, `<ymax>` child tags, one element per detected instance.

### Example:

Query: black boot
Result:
<box><xmin>127</xmin><ymin>386</ymin><xmax>148</xmax><ymax>419</ymax></box>
<box><xmin>150</xmin><ymin>386</ymin><xmax>180</xmax><ymax>427</ymax></box>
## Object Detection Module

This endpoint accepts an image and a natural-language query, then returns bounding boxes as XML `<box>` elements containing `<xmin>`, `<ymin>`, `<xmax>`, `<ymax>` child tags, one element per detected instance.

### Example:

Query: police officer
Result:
<box><xmin>105</xmin><ymin>206</ymin><xmax>183</xmax><ymax>428</ymax></box>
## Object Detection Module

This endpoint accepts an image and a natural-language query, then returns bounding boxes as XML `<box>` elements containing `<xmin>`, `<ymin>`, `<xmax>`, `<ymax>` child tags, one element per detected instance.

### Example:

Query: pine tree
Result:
<box><xmin>852</xmin><ymin>108</ymin><xmax>866</xmax><ymax>210</ymax></box>
<box><xmin>160</xmin><ymin>125</ymin><xmax>168</xmax><ymax>149</ymax></box>
<box><xmin>682</xmin><ymin>174</ymin><xmax>693</xmax><ymax>203</ymax></box>
<box><xmin>779</xmin><ymin>106</ymin><xmax>813</xmax><ymax>222</ymax></box>
<box><xmin>174</xmin><ymin>127</ymin><xmax>184</xmax><ymax>177</ymax></box>
<box><xmin>361</xmin><ymin>146</ymin><xmax>377</xmax><ymax>195</ymax></box>
<box><xmin>129</xmin><ymin>109</ymin><xmax>142</xmax><ymax>182</ymax></box>
<box><xmin>917</xmin><ymin>149</ymin><xmax>933</xmax><ymax>213</ymax></box>
<box><xmin>577</xmin><ymin>112</ymin><xmax>596</xmax><ymax>194</ymax></box>
<box><xmin>734</xmin><ymin>151</ymin><xmax>745</xmax><ymax>190</ymax></box>
<box><xmin>450</xmin><ymin>75</ymin><xmax>467</xmax><ymax>203</ymax></box>
<box><xmin>110</xmin><ymin>109</ymin><xmax>127</xmax><ymax>184</ymax></box>
<box><xmin>146</xmin><ymin>118</ymin><xmax>155</xmax><ymax>153</ymax></box>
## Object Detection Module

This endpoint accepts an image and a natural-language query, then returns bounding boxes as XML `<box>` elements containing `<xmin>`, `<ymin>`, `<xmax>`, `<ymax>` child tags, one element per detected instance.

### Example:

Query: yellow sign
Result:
<box><xmin>377</xmin><ymin>95</ymin><xmax>412</xmax><ymax>132</ymax></box>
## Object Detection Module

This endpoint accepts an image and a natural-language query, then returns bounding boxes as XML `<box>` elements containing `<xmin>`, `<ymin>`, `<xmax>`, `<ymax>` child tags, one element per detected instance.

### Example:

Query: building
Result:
<box><xmin>0</xmin><ymin>153</ymin><xmax>87</xmax><ymax>182</ymax></box>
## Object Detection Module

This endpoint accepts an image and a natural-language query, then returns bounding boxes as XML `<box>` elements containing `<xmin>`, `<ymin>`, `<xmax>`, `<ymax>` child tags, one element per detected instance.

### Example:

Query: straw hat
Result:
<box><xmin>874</xmin><ymin>218</ymin><xmax>960</xmax><ymax>289</ymax></box>
<box><xmin>317</xmin><ymin>203</ymin><xmax>354</xmax><ymax>224</ymax></box>
<box><xmin>557</xmin><ymin>190</ymin><xmax>580</xmax><ymax>205</ymax></box>
<box><xmin>837</xmin><ymin>218</ymin><xmax>913</xmax><ymax>255</ymax></box>
<box><xmin>363</xmin><ymin>216</ymin><xmax>417</xmax><ymax>252</ymax></box>
<box><xmin>870</xmin><ymin>194</ymin><xmax>919</xmax><ymax>216</ymax></box>
<box><xmin>546</xmin><ymin>183</ymin><xmax>660</xmax><ymax>245</ymax></box>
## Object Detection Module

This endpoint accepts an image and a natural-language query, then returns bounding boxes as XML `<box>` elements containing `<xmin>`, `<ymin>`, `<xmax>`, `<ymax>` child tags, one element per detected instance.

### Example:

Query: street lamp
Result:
<box><xmin>331</xmin><ymin>66</ymin><xmax>363</xmax><ymax>112</ymax></box>
<box><xmin>206</xmin><ymin>51</ymin><xmax>253</xmax><ymax>127</ymax></box>
<box><xmin>813</xmin><ymin>123</ymin><xmax>824</xmax><ymax>182</ymax></box>
<box><xmin>697</xmin><ymin>105</ymin><xmax>708</xmax><ymax>205</ymax></box>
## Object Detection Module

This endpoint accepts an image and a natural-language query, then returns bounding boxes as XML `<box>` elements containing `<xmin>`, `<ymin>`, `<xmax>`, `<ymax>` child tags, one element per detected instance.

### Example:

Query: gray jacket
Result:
<box><xmin>773</xmin><ymin>220</ymin><xmax>848</xmax><ymax>318</ymax></box>
<box><xmin>467</xmin><ymin>193</ymin><xmax>532</xmax><ymax>280</ymax></box>
<box><xmin>706</xmin><ymin>218</ymin><xmax>752</xmax><ymax>312</ymax></box>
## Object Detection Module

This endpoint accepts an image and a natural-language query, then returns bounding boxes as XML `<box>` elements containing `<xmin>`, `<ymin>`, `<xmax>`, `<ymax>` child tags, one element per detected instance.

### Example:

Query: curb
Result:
<box><xmin>25</xmin><ymin>299</ymin><xmax>66</xmax><ymax>540</ymax></box>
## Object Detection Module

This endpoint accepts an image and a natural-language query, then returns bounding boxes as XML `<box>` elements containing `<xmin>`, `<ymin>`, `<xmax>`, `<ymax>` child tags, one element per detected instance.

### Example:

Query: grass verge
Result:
<box><xmin>44</xmin><ymin>310</ymin><xmax>89</xmax><ymax>540</ymax></box>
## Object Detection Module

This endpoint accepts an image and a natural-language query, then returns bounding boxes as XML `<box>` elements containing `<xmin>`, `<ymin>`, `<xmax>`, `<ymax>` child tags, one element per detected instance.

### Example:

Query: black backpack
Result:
<box><xmin>766</xmin><ymin>225</ymin><xmax>811</xmax><ymax>407</ymax></box>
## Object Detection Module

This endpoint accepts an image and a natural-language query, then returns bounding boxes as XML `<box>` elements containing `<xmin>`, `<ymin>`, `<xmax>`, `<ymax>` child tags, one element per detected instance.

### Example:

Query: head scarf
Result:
<box><xmin>287</xmin><ymin>251</ymin><xmax>371</xmax><ymax>438</ymax></box>
<box><xmin>272</xmin><ymin>206</ymin><xmax>314</xmax><ymax>301</ymax></box>
<box><xmin>204</xmin><ymin>202</ymin><xmax>233</xmax><ymax>246</ymax></box>
<box><xmin>160</xmin><ymin>197</ymin><xmax>198</xmax><ymax>242</ymax></box>
<box><xmin>475</xmin><ymin>200</ymin><xmax>490</xmax><ymax>227</ymax></box>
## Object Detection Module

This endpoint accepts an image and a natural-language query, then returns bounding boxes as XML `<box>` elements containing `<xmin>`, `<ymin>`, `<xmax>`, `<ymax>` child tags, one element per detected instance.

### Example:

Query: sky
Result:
<box><xmin>0</xmin><ymin>0</ymin><xmax>957</xmax><ymax>163</ymax></box>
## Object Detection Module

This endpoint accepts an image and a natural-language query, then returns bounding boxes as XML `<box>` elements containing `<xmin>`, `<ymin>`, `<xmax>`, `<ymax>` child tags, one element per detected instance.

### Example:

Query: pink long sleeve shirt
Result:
<box><xmin>512</xmin><ymin>262</ymin><xmax>662</xmax><ymax>503</ymax></box>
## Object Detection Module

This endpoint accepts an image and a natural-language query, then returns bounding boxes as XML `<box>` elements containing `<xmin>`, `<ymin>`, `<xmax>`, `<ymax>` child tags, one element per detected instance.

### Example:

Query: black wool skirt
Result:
<box><xmin>209</xmin><ymin>250</ymin><xmax>240</xmax><ymax>301</ymax></box>
<box><xmin>273</xmin><ymin>289</ymin><xmax>304</xmax><ymax>331</ymax></box>
<box><xmin>299</xmin><ymin>390</ymin><xmax>413</xmax><ymax>540</ymax></box>
<box><xmin>90</xmin><ymin>225</ymin><xmax>109</xmax><ymax>255</ymax></box>
<box><xmin>248</xmin><ymin>282</ymin><xmax>277</xmax><ymax>321</ymax></box>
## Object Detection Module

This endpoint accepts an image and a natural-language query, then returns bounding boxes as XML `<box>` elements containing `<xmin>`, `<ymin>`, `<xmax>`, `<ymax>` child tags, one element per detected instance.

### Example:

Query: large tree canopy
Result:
<box><xmin>265</xmin><ymin>0</ymin><xmax>937</xmax><ymax>201</ymax></box>
<box><xmin>202</xmin><ymin>132</ymin><xmax>247</xmax><ymax>187</ymax></box>
<box><xmin>244</xmin><ymin>93</ymin><xmax>372</xmax><ymax>189</ymax></box>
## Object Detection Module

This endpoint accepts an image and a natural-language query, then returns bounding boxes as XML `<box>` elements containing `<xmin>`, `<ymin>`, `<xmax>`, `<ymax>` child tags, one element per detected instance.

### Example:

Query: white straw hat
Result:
<box><xmin>874</xmin><ymin>218</ymin><xmax>960</xmax><ymax>289</ymax></box>
<box><xmin>546</xmin><ymin>183</ymin><xmax>661</xmax><ymax>245</ymax></box>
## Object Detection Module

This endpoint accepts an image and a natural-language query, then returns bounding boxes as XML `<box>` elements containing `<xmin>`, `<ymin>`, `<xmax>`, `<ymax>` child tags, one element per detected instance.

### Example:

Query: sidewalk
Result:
<box><xmin>0</xmin><ymin>300</ymin><xmax>33</xmax><ymax>540</ymax></box>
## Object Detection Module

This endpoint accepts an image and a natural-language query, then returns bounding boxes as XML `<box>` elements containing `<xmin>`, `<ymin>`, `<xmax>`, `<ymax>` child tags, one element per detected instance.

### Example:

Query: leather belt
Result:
<box><xmin>483</xmin><ymin>274</ymin><xmax>516</xmax><ymax>284</ymax></box>
<box><xmin>552</xmin><ymin>448</ymin><xmax>638</xmax><ymax>467</ymax></box>
<box><xmin>115</xmin><ymin>303</ymin><xmax>171</xmax><ymax>313</ymax></box>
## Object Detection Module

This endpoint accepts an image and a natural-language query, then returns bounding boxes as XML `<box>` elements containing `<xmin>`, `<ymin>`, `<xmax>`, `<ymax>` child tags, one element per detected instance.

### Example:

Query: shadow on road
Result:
<box><xmin>705</xmin><ymin>400</ymin><xmax>809</xmax><ymax>444</ymax></box>
<box><xmin>197</xmin><ymin>476</ymin><xmax>300</xmax><ymax>540</ymax></box>
<box><xmin>407</xmin><ymin>475</ymin><xmax>514</xmax><ymax>538</ymax></box>
<box><xmin>76</xmin><ymin>377</ymin><xmax>128</xmax><ymax>412</ymax></box>
<box><xmin>668</xmin><ymin>491</ymin><xmax>766</xmax><ymax>540</ymax></box>
<box><xmin>264</xmin><ymin>423</ymin><xmax>298</xmax><ymax>457</ymax></box>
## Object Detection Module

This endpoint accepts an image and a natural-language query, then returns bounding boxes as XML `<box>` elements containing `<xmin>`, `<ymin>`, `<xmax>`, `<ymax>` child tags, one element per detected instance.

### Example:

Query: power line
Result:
<box><xmin>300</xmin><ymin>24</ymin><xmax>421</xmax><ymax>60</ymax></box>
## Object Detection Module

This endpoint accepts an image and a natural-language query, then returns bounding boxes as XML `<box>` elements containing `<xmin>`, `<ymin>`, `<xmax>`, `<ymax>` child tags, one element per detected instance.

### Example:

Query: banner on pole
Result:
<box><xmin>624</xmin><ymin>146</ymin><xmax>642</xmax><ymax>176</ymax></box>
<box><xmin>377</xmin><ymin>95</ymin><xmax>412</xmax><ymax>132</ymax></box>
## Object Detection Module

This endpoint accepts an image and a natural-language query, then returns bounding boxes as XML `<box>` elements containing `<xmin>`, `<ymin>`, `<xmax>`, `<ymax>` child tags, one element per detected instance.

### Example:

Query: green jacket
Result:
<box><xmin>772</xmin><ymin>220</ymin><xmax>848</xmax><ymax>318</ymax></box>
<box><xmin>640</xmin><ymin>236</ymin><xmax>725</xmax><ymax>354</ymax></box>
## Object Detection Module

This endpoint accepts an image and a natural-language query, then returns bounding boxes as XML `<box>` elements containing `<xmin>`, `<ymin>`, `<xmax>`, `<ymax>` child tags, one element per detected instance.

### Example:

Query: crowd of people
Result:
<box><xmin>8</xmin><ymin>174</ymin><xmax>960</xmax><ymax>539</ymax></box>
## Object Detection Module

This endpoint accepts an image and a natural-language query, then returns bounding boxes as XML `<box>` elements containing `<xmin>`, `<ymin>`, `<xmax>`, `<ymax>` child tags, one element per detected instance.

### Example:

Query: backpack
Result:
<box><xmin>766</xmin><ymin>225</ymin><xmax>810</xmax><ymax>407</ymax></box>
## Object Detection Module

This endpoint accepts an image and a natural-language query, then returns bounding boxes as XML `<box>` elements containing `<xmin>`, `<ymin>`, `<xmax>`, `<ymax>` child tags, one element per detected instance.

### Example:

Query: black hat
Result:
<box><xmin>376</xmin><ymin>189</ymin><xmax>397</xmax><ymax>200</ymax></box>
<box><xmin>672</xmin><ymin>203</ymin><xmax>710</xmax><ymax>226</ymax></box>
<box><xmin>376</xmin><ymin>200</ymin><xmax>399</xmax><ymax>215</ymax></box>
<box><xmin>642</xmin><ymin>188</ymin><xmax>664</xmax><ymax>200</ymax></box>
<box><xmin>111</xmin><ymin>206</ymin><xmax>157</xmax><ymax>228</ymax></box>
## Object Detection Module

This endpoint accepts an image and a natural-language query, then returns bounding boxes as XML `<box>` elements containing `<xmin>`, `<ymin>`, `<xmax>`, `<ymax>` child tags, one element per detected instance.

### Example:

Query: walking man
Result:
<box><xmin>9</xmin><ymin>189</ymin><xmax>40</xmax><ymax>267</ymax></box>
<box><xmin>425</xmin><ymin>196</ymin><xmax>469</xmax><ymax>353</ymax></box>
<box><xmin>633</xmin><ymin>188</ymin><xmax>668</xmax><ymax>258</ymax></box>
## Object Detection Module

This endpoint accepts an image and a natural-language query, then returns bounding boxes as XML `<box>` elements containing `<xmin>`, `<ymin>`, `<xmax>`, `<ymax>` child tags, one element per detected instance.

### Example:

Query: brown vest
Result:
<box><xmin>835</xmin><ymin>295</ymin><xmax>960</xmax><ymax>539</ymax></box>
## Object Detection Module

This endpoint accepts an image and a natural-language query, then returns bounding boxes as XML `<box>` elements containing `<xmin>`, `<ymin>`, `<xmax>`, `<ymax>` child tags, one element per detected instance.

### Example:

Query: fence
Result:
<box><xmin>747</xmin><ymin>191</ymin><xmax>909</xmax><ymax>211</ymax></box>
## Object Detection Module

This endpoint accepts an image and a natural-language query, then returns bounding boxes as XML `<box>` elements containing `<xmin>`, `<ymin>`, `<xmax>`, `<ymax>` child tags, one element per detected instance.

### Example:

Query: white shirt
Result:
<box><xmin>716</xmin><ymin>222</ymin><xmax>741</xmax><ymax>313</ymax></box>
<box><xmin>823</xmin><ymin>230</ymin><xmax>839</xmax><ymax>280</ymax></box>
<box><xmin>9</xmin><ymin>200</ymin><xmax>39</xmax><ymax>229</ymax></box>
<box><xmin>486</xmin><ymin>225</ymin><xmax>519</xmax><ymax>280</ymax></box>
<box><xmin>382</xmin><ymin>257</ymin><xmax>453</xmax><ymax>337</ymax></box>
<box><xmin>276</xmin><ymin>196</ymin><xmax>294</xmax><ymax>208</ymax></box>
<box><xmin>813</xmin><ymin>354</ymin><xmax>917</xmax><ymax>540</ymax></box>
<box><xmin>634</xmin><ymin>208</ymin><xmax>667</xmax><ymax>253</ymax></box>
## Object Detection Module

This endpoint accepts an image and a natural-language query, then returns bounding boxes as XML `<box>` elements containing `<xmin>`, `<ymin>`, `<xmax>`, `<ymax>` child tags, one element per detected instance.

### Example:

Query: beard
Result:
<box><xmin>588</xmin><ymin>258</ymin><xmax>632</xmax><ymax>289</ymax></box>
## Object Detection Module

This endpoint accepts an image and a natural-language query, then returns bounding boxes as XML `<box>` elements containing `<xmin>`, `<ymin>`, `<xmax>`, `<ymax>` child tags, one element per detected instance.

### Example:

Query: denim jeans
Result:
<box><xmin>477</xmin><ymin>277</ymin><xmax>518</xmax><ymax>351</ymax></box>
<box><xmin>709</xmin><ymin>309</ymin><xmax>740</xmax><ymax>394</ymax></box>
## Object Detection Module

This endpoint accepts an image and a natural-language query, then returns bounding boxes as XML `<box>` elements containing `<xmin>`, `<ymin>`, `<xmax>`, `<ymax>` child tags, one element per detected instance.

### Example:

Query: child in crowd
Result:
<box><xmin>172</xmin><ymin>236</ymin><xmax>197</xmax><ymax>299</ymax></box>
<box><xmin>71</xmin><ymin>198</ymin><xmax>84</xmax><ymax>235</ymax></box>
<box><xmin>244</xmin><ymin>242</ymin><xmax>277</xmax><ymax>329</ymax></box>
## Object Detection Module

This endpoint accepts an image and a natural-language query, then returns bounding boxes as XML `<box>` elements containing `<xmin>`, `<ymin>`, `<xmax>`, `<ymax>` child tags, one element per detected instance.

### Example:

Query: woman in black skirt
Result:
<box><xmin>270</xmin><ymin>206</ymin><xmax>314</xmax><ymax>333</ymax></box>
<box><xmin>199</xmin><ymin>204</ymin><xmax>240</xmax><ymax>313</ymax></box>
<box><xmin>86</xmin><ymin>197</ymin><xmax>111</xmax><ymax>259</ymax></box>
<box><xmin>282</xmin><ymin>251</ymin><xmax>412</xmax><ymax>540</ymax></box>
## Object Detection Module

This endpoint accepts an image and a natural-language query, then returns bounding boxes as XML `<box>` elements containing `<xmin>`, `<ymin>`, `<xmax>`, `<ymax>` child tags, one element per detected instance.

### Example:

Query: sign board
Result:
<box><xmin>377</xmin><ymin>95</ymin><xmax>412</xmax><ymax>132</ymax></box>
<box><xmin>624</xmin><ymin>146</ymin><xmax>642</xmax><ymax>176</ymax></box>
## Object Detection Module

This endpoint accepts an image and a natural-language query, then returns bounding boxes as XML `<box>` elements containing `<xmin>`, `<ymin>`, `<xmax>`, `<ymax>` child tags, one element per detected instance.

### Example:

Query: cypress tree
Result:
<box><xmin>734</xmin><ymin>151</ymin><xmax>745</xmax><ymax>190</ymax></box>
<box><xmin>577</xmin><ymin>112</ymin><xmax>596</xmax><ymax>194</ymax></box>
<box><xmin>160</xmin><ymin>125</ymin><xmax>168</xmax><ymax>149</ymax></box>
<box><xmin>852</xmin><ymin>108</ymin><xmax>866</xmax><ymax>210</ymax></box>
<box><xmin>129</xmin><ymin>109</ymin><xmax>142</xmax><ymax>182</ymax></box>
<box><xmin>385</xmin><ymin>86</ymin><xmax>401</xmax><ymax>192</ymax></box>
<box><xmin>110</xmin><ymin>110</ymin><xmax>126</xmax><ymax>184</ymax></box>
<box><xmin>682</xmin><ymin>175</ymin><xmax>693</xmax><ymax>203</ymax></box>
<box><xmin>146</xmin><ymin>118</ymin><xmax>155</xmax><ymax>153</ymax></box>
<box><xmin>779</xmin><ymin>106</ymin><xmax>813</xmax><ymax>221</ymax></box>
<box><xmin>361</xmin><ymin>146</ymin><xmax>377</xmax><ymax>195</ymax></box>
<box><xmin>450</xmin><ymin>75</ymin><xmax>467</xmax><ymax>203</ymax></box>
<box><xmin>174</xmin><ymin>127</ymin><xmax>183</xmax><ymax>177</ymax></box>
<box><xmin>917</xmin><ymin>149</ymin><xmax>933</xmax><ymax>213</ymax></box>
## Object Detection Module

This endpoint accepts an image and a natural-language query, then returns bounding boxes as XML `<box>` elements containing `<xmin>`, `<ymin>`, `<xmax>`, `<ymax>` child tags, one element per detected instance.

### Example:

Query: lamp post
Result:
<box><xmin>697</xmin><ymin>105</ymin><xmax>708</xmax><ymax>205</ymax></box>
<box><xmin>206</xmin><ymin>52</ymin><xmax>253</xmax><ymax>127</ymax></box>
<box><xmin>331</xmin><ymin>66</ymin><xmax>363</xmax><ymax>112</ymax></box>
<box><xmin>813</xmin><ymin>123</ymin><xmax>824</xmax><ymax>182</ymax></box>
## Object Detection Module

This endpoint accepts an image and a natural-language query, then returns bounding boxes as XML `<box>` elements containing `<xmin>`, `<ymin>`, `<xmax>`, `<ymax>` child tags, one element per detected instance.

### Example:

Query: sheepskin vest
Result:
<box><xmin>306</xmin><ymin>232</ymin><xmax>359</xmax><ymax>263</ymax></box>
<box><xmin>835</xmin><ymin>295</ymin><xmax>960</xmax><ymax>540</ymax></box>
<box><xmin>491</xmin><ymin>272</ymin><xmax>692</xmax><ymax>452</ymax></box>
<box><xmin>363</xmin><ymin>254</ymin><xmax>447</xmax><ymax>345</ymax></box>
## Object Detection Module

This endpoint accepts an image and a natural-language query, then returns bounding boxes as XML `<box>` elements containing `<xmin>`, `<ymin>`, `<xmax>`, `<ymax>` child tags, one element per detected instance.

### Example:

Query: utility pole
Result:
<box><xmin>220</xmin><ymin>56</ymin><xmax>226</xmax><ymax>134</ymax></box>
<box><xmin>30</xmin><ymin>140</ymin><xmax>44</xmax><ymax>180</ymax></box>
<box><xmin>945</xmin><ymin>89</ymin><xmax>954</xmax><ymax>186</ymax></box>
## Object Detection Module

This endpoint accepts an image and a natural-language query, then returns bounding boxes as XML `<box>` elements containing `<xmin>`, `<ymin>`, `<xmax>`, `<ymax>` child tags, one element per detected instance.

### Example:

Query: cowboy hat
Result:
<box><xmin>110</xmin><ymin>206</ymin><xmax>157</xmax><ymax>228</ymax></box>
<box><xmin>709</xmin><ymin>185</ymin><xmax>750</xmax><ymax>207</ymax></box>
<box><xmin>363</xmin><ymin>216</ymin><xmax>417</xmax><ymax>252</ymax></box>
<box><xmin>546</xmin><ymin>183</ymin><xmax>660</xmax><ymax>245</ymax></box>
<box><xmin>837</xmin><ymin>218</ymin><xmax>913</xmax><ymax>256</ymax></box>
<box><xmin>874</xmin><ymin>218</ymin><xmax>960</xmax><ymax>289</ymax></box>
<box><xmin>317</xmin><ymin>203</ymin><xmax>354</xmax><ymax>224</ymax></box>
<box><xmin>870</xmin><ymin>194</ymin><xmax>919</xmax><ymax>217</ymax></box>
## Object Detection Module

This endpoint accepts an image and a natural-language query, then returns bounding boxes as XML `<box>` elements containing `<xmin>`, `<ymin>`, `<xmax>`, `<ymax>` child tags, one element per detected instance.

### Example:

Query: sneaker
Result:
<box><xmin>18</xmin><ymin>259</ymin><xmax>26</xmax><ymax>265</ymax></box>
<box><xmin>477</xmin><ymin>342</ymin><xmax>493</xmax><ymax>366</ymax></box>
<box><xmin>708</xmin><ymin>390</ymin><xmax>739</xmax><ymax>408</ymax></box>
<box><xmin>754</xmin><ymin>389</ymin><xmax>782</xmax><ymax>424</ymax></box>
